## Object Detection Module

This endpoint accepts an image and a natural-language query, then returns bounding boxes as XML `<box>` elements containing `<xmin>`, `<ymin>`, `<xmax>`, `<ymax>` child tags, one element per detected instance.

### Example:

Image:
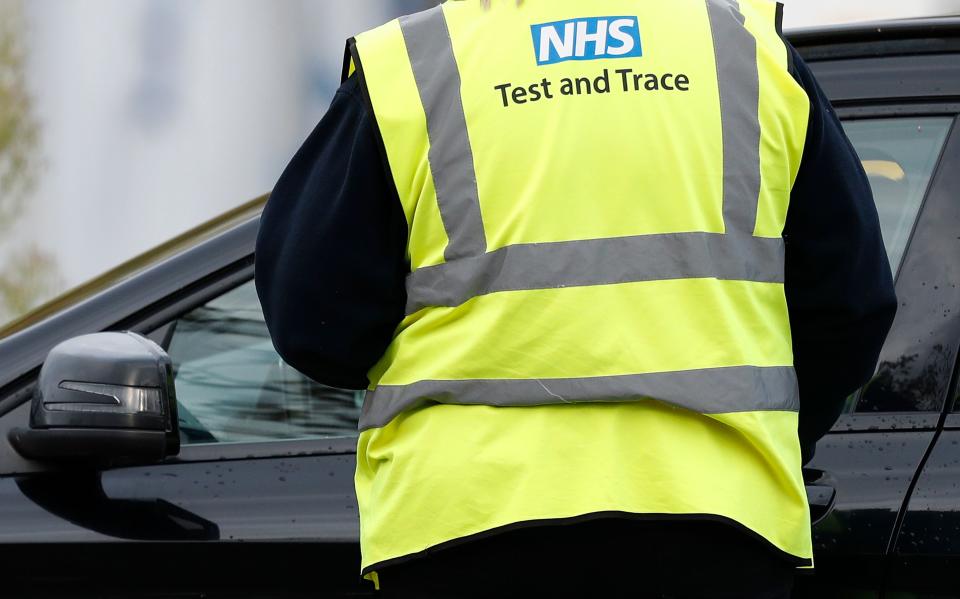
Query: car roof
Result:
<box><xmin>788</xmin><ymin>16</ymin><xmax>960</xmax><ymax>61</ymax></box>
<box><xmin>788</xmin><ymin>16</ymin><xmax>960</xmax><ymax>42</ymax></box>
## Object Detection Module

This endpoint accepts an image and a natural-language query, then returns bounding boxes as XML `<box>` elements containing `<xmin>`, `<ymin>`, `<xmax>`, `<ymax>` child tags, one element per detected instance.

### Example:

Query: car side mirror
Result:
<box><xmin>9</xmin><ymin>332</ymin><xmax>180</xmax><ymax>464</ymax></box>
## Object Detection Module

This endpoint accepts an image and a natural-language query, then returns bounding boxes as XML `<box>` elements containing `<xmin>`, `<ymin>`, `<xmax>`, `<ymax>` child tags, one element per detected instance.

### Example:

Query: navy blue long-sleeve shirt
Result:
<box><xmin>255</xmin><ymin>45</ymin><xmax>897</xmax><ymax>465</ymax></box>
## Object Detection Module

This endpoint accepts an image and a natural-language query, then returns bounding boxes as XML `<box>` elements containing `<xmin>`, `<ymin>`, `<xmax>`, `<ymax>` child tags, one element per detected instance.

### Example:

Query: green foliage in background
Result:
<box><xmin>0</xmin><ymin>0</ymin><xmax>35</xmax><ymax>231</ymax></box>
<box><xmin>0</xmin><ymin>0</ymin><xmax>61</xmax><ymax>326</ymax></box>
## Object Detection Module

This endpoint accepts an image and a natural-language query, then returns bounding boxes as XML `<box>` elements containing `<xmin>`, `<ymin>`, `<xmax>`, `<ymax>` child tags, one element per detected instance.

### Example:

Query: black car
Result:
<box><xmin>0</xmin><ymin>17</ymin><xmax>958</xmax><ymax>599</ymax></box>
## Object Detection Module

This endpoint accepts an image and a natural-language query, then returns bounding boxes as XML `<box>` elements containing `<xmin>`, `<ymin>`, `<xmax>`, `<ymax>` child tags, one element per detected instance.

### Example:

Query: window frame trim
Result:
<box><xmin>835</xmin><ymin>106</ymin><xmax>957</xmax><ymax>283</ymax></box>
<box><xmin>137</xmin><ymin>262</ymin><xmax>364</xmax><ymax>460</ymax></box>
<box><xmin>832</xmin><ymin>108</ymin><xmax>960</xmax><ymax>430</ymax></box>
<box><xmin>167</xmin><ymin>435</ymin><xmax>359</xmax><ymax>463</ymax></box>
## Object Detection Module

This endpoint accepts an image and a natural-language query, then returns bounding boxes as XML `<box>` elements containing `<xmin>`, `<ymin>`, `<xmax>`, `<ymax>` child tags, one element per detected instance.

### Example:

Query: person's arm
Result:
<box><xmin>783</xmin><ymin>45</ymin><xmax>898</xmax><ymax>464</ymax></box>
<box><xmin>255</xmin><ymin>74</ymin><xmax>408</xmax><ymax>390</ymax></box>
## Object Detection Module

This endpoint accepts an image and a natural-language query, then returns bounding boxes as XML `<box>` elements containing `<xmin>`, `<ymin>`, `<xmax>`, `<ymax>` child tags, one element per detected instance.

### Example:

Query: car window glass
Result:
<box><xmin>840</xmin><ymin>117</ymin><xmax>954</xmax><ymax>414</ymax></box>
<box><xmin>954</xmin><ymin>376</ymin><xmax>960</xmax><ymax>413</ymax></box>
<box><xmin>164</xmin><ymin>280</ymin><xmax>362</xmax><ymax>445</ymax></box>
<box><xmin>842</xmin><ymin>117</ymin><xmax>952</xmax><ymax>273</ymax></box>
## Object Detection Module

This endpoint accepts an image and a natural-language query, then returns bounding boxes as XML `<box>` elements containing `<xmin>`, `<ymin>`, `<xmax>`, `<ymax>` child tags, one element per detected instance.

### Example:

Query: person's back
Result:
<box><xmin>256</xmin><ymin>1</ymin><xmax>897</xmax><ymax>596</ymax></box>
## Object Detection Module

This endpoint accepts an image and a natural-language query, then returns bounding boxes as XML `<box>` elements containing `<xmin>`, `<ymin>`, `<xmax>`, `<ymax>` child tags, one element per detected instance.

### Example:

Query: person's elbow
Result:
<box><xmin>256</xmin><ymin>272</ymin><xmax>370</xmax><ymax>390</ymax></box>
<box><xmin>254</xmin><ymin>240</ymin><xmax>297</xmax><ymax>369</ymax></box>
<box><xmin>834</xmin><ymin>249</ymin><xmax>899</xmax><ymax>394</ymax></box>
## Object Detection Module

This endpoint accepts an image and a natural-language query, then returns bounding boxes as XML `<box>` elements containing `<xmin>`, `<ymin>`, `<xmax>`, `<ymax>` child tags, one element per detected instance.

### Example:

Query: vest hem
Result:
<box><xmin>360</xmin><ymin>510</ymin><xmax>813</xmax><ymax>576</ymax></box>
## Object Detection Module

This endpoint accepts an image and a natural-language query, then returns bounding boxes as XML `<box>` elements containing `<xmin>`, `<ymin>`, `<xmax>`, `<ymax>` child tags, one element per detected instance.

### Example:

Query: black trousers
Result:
<box><xmin>376</xmin><ymin>518</ymin><xmax>797</xmax><ymax>598</ymax></box>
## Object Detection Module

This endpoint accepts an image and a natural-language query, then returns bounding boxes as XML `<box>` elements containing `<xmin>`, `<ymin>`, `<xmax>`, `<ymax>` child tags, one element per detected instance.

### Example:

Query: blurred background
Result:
<box><xmin>1</xmin><ymin>0</ymin><xmax>959</xmax><ymax>328</ymax></box>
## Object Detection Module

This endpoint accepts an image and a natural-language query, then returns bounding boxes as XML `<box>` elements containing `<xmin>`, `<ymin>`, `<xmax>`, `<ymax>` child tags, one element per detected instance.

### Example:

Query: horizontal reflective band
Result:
<box><xmin>405</xmin><ymin>232</ymin><xmax>784</xmax><ymax>314</ymax></box>
<box><xmin>360</xmin><ymin>366</ymin><xmax>799</xmax><ymax>431</ymax></box>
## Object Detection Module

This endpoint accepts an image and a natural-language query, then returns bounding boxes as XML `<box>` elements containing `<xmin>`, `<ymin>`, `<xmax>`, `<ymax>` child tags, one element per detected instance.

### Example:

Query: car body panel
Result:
<box><xmin>883</xmin><ymin>118</ymin><xmax>960</xmax><ymax>595</ymax></box>
<box><xmin>889</xmin><ymin>428</ymin><xmax>960</xmax><ymax>595</ymax></box>
<box><xmin>7</xmin><ymin>453</ymin><xmax>359</xmax><ymax>543</ymax></box>
<box><xmin>801</xmin><ymin>432</ymin><xmax>934</xmax><ymax>595</ymax></box>
<box><xmin>791</xmin><ymin>31</ymin><xmax>960</xmax><ymax>597</ymax></box>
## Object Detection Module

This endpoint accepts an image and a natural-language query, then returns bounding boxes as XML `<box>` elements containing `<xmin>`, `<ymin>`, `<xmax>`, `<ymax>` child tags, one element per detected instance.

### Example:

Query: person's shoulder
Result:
<box><xmin>784</xmin><ymin>42</ymin><xmax>816</xmax><ymax>95</ymax></box>
<box><xmin>335</xmin><ymin>73</ymin><xmax>363</xmax><ymax>102</ymax></box>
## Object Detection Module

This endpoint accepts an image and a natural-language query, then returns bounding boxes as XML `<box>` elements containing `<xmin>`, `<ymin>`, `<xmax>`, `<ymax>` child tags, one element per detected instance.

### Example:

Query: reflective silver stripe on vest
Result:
<box><xmin>405</xmin><ymin>233</ymin><xmax>784</xmax><ymax>314</ymax></box>
<box><xmin>400</xmin><ymin>6</ymin><xmax>487</xmax><ymax>261</ymax></box>
<box><xmin>706</xmin><ymin>0</ymin><xmax>762</xmax><ymax>235</ymax></box>
<box><xmin>360</xmin><ymin>366</ymin><xmax>799</xmax><ymax>431</ymax></box>
<box><xmin>398</xmin><ymin>2</ymin><xmax>767</xmax><ymax>314</ymax></box>
<box><xmin>366</xmin><ymin>6</ymin><xmax>783</xmax><ymax>430</ymax></box>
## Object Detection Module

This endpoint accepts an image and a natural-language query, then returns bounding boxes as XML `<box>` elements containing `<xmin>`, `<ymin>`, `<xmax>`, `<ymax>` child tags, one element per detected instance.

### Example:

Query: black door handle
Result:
<box><xmin>806</xmin><ymin>484</ymin><xmax>837</xmax><ymax>525</ymax></box>
<box><xmin>803</xmin><ymin>467</ymin><xmax>837</xmax><ymax>526</ymax></box>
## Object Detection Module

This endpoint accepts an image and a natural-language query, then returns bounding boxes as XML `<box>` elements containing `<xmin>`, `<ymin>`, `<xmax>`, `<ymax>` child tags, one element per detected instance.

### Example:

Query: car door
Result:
<box><xmin>792</xmin><ymin>96</ymin><xmax>959</xmax><ymax>596</ymax></box>
<box><xmin>0</xmin><ymin>268</ymin><xmax>372</xmax><ymax>598</ymax></box>
<box><xmin>884</xmin><ymin>116</ymin><xmax>960</xmax><ymax>598</ymax></box>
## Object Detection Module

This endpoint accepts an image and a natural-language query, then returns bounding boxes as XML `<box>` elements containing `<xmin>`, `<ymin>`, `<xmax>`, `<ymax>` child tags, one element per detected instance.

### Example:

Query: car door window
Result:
<box><xmin>842</xmin><ymin>117</ymin><xmax>952</xmax><ymax>273</ymax></box>
<box><xmin>164</xmin><ymin>280</ymin><xmax>362</xmax><ymax>445</ymax></box>
<box><xmin>839</xmin><ymin>116</ymin><xmax>955</xmax><ymax>414</ymax></box>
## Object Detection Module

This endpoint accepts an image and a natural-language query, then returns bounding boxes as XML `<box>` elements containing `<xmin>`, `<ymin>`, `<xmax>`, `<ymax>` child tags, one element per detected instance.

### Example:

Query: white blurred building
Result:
<box><xmin>17</xmin><ymin>0</ymin><xmax>430</xmax><ymax>292</ymax></box>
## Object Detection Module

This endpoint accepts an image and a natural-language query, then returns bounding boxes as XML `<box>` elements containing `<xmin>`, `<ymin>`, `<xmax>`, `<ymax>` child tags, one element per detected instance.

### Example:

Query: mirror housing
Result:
<box><xmin>10</xmin><ymin>332</ymin><xmax>180</xmax><ymax>464</ymax></box>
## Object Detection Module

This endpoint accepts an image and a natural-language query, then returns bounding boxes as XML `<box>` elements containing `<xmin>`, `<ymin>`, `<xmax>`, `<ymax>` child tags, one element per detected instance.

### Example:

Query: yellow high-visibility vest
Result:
<box><xmin>346</xmin><ymin>0</ymin><xmax>812</xmax><ymax>581</ymax></box>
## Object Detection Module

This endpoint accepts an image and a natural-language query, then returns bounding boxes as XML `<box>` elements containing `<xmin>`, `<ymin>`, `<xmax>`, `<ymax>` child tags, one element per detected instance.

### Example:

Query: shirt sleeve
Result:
<box><xmin>255</xmin><ymin>74</ymin><xmax>409</xmax><ymax>390</ymax></box>
<box><xmin>783</xmin><ymin>44</ymin><xmax>898</xmax><ymax>464</ymax></box>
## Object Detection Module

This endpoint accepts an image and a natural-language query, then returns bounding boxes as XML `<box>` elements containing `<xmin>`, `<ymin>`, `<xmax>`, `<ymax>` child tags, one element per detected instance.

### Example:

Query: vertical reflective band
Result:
<box><xmin>706</xmin><ymin>0</ymin><xmax>761</xmax><ymax>235</ymax></box>
<box><xmin>400</xmin><ymin>6</ymin><xmax>487</xmax><ymax>260</ymax></box>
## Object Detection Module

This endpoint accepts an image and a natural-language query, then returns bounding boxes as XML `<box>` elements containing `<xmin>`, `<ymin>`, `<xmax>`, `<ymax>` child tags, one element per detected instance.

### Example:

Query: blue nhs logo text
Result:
<box><xmin>531</xmin><ymin>16</ymin><xmax>642</xmax><ymax>66</ymax></box>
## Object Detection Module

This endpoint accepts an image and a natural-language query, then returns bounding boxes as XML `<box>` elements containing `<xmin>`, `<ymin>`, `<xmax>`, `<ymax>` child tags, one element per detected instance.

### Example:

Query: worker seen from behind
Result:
<box><xmin>255</xmin><ymin>0</ymin><xmax>897</xmax><ymax>596</ymax></box>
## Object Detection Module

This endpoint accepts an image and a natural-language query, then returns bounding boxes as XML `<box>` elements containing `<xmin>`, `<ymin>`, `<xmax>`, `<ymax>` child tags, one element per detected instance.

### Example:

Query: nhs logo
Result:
<box><xmin>531</xmin><ymin>16</ymin><xmax>643</xmax><ymax>66</ymax></box>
